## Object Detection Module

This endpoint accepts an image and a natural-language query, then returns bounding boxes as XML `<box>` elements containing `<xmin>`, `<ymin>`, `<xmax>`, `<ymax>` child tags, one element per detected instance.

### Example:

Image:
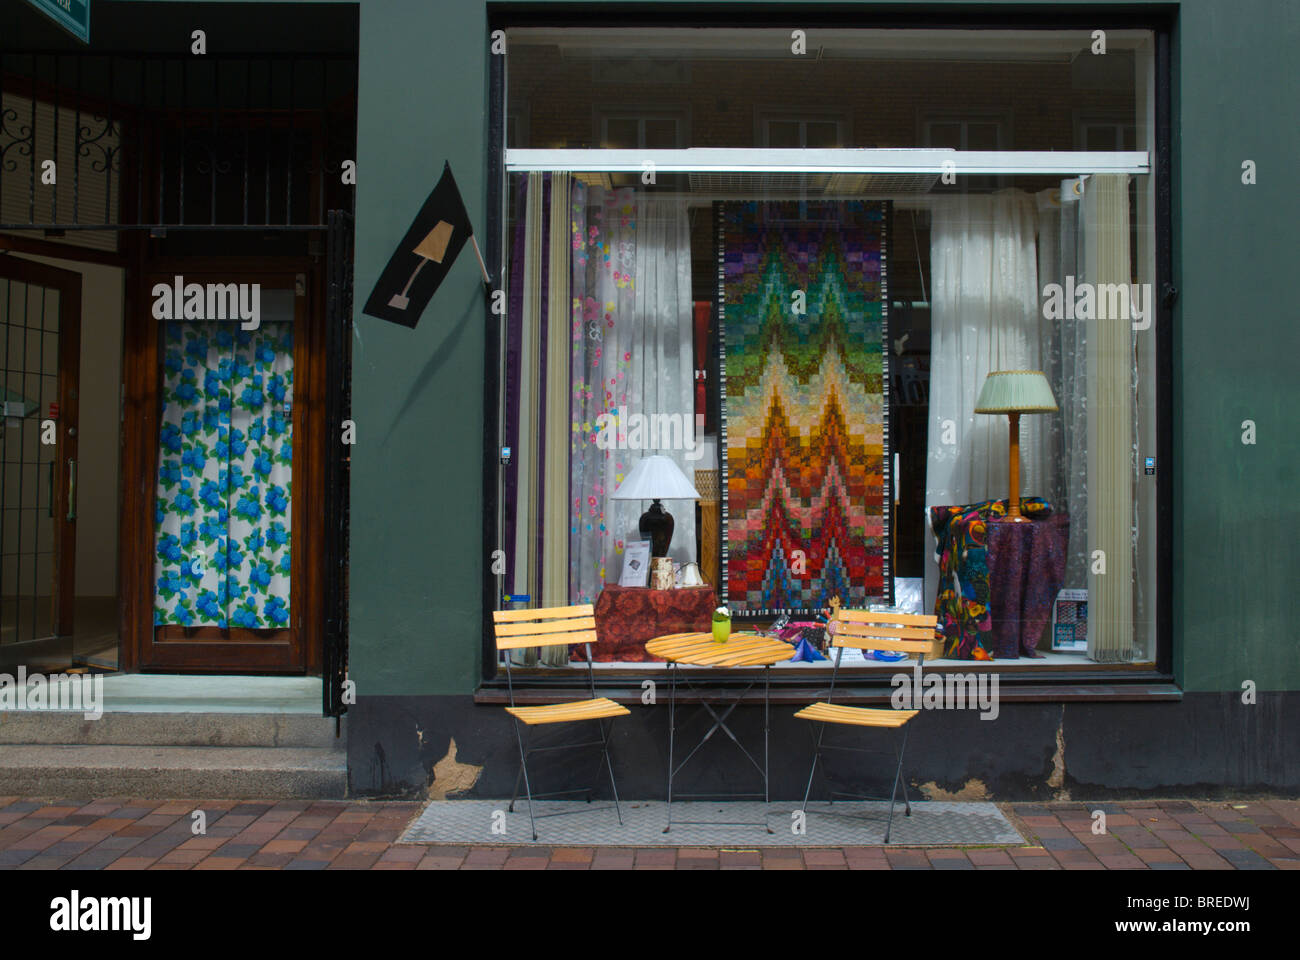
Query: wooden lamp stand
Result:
<box><xmin>976</xmin><ymin>371</ymin><xmax>1057</xmax><ymax>523</ymax></box>
<box><xmin>1004</xmin><ymin>411</ymin><xmax>1030</xmax><ymax>522</ymax></box>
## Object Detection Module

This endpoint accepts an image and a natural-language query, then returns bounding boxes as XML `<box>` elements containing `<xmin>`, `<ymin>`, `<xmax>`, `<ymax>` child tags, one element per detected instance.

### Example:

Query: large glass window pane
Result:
<box><xmin>508</xmin><ymin>28</ymin><xmax>1146</xmax><ymax>150</ymax></box>
<box><xmin>497</xmin><ymin>26</ymin><xmax>1158</xmax><ymax>671</ymax></box>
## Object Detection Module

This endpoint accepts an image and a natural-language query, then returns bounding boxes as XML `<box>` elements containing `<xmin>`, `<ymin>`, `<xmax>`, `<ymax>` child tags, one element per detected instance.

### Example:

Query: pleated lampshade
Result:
<box><xmin>611</xmin><ymin>455</ymin><xmax>701</xmax><ymax>501</ymax></box>
<box><xmin>974</xmin><ymin>370</ymin><xmax>1059</xmax><ymax>414</ymax></box>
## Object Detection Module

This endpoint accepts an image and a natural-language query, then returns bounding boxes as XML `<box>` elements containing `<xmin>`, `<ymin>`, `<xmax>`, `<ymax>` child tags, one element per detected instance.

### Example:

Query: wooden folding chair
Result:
<box><xmin>794</xmin><ymin>609</ymin><xmax>941</xmax><ymax>843</ymax></box>
<box><xmin>493</xmin><ymin>604</ymin><xmax>630</xmax><ymax>841</ymax></box>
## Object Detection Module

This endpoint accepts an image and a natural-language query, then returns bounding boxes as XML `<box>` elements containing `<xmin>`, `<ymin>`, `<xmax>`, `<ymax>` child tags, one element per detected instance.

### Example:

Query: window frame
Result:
<box><xmin>482</xmin><ymin>12</ymin><xmax>1177</xmax><ymax>701</ymax></box>
<box><xmin>593</xmin><ymin>105</ymin><xmax>690</xmax><ymax>149</ymax></box>
<box><xmin>755</xmin><ymin>106</ymin><xmax>851</xmax><ymax>148</ymax></box>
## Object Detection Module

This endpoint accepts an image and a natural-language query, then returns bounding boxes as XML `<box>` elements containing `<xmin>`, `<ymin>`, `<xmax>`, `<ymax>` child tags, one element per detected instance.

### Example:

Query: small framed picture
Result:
<box><xmin>1051</xmin><ymin>589</ymin><xmax>1088</xmax><ymax>651</ymax></box>
<box><xmin>619</xmin><ymin>540</ymin><xmax>651</xmax><ymax>588</ymax></box>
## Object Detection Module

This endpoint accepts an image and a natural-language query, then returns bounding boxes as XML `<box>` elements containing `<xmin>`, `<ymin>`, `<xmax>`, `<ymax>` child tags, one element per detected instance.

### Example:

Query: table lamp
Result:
<box><xmin>611</xmin><ymin>454</ymin><xmax>701</xmax><ymax>557</ymax></box>
<box><xmin>974</xmin><ymin>370</ymin><xmax>1058</xmax><ymax>523</ymax></box>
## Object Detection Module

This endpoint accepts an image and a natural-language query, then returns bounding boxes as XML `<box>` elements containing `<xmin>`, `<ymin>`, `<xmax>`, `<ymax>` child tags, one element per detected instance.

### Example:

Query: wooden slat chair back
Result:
<box><xmin>492</xmin><ymin>603</ymin><xmax>598</xmax><ymax>652</ymax></box>
<box><xmin>830</xmin><ymin>609</ymin><xmax>944</xmax><ymax>660</ymax></box>
<box><xmin>793</xmin><ymin>608</ymin><xmax>941</xmax><ymax>843</ymax></box>
<box><xmin>491</xmin><ymin>604</ymin><xmax>629</xmax><ymax>840</ymax></box>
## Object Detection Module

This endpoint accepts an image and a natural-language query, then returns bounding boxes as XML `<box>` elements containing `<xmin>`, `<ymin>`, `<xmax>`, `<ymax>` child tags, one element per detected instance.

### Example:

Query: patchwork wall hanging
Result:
<box><xmin>718</xmin><ymin>200</ymin><xmax>891</xmax><ymax>617</ymax></box>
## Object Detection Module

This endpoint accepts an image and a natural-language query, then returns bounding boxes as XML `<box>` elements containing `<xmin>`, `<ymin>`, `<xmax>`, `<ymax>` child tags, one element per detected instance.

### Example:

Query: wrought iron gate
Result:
<box><xmin>1</xmin><ymin>51</ymin><xmax>357</xmax><ymax>235</ymax></box>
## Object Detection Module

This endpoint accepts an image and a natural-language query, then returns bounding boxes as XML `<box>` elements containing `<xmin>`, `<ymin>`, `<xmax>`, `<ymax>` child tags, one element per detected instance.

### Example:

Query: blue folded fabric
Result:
<box><xmin>790</xmin><ymin>637</ymin><xmax>827</xmax><ymax>662</ymax></box>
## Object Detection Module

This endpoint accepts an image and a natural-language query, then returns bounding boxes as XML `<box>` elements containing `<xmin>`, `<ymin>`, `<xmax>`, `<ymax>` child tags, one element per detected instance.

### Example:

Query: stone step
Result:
<box><xmin>0</xmin><ymin>744</ymin><xmax>347</xmax><ymax>799</ymax></box>
<box><xmin>0</xmin><ymin>711</ymin><xmax>343</xmax><ymax>749</ymax></box>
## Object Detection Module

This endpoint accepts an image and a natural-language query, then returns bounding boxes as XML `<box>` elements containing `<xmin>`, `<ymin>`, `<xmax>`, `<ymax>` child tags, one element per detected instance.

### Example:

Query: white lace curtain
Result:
<box><xmin>923</xmin><ymin>190</ymin><xmax>1046</xmax><ymax>612</ymax></box>
<box><xmin>1036</xmin><ymin>181</ymin><xmax>1089</xmax><ymax>586</ymax></box>
<box><xmin>569</xmin><ymin>186</ymin><xmax>696</xmax><ymax>604</ymax></box>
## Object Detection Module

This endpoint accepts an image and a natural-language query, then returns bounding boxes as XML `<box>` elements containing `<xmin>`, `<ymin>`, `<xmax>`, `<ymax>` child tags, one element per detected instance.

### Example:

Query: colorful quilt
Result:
<box><xmin>929</xmin><ymin>498</ymin><xmax>1052</xmax><ymax>659</ymax></box>
<box><xmin>719</xmin><ymin>201</ymin><xmax>890</xmax><ymax>616</ymax></box>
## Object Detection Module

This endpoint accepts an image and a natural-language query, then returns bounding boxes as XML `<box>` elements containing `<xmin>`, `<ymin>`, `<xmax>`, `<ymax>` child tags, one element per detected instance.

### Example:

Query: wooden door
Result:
<box><xmin>0</xmin><ymin>257</ymin><xmax>81</xmax><ymax>666</ymax></box>
<box><xmin>123</xmin><ymin>263</ymin><xmax>323</xmax><ymax>673</ymax></box>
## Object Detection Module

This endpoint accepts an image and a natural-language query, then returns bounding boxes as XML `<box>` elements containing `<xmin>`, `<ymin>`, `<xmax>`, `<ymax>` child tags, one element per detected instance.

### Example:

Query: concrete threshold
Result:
<box><xmin>24</xmin><ymin>673</ymin><xmax>324</xmax><ymax>714</ymax></box>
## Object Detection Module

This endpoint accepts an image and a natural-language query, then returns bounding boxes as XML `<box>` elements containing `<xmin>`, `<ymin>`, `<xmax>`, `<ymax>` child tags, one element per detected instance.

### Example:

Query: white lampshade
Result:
<box><xmin>974</xmin><ymin>370</ymin><xmax>1058</xmax><ymax>414</ymax></box>
<box><xmin>611</xmin><ymin>455</ymin><xmax>701</xmax><ymax>501</ymax></box>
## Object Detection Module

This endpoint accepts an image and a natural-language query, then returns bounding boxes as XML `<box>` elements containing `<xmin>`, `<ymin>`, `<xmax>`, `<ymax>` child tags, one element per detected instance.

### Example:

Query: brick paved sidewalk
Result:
<box><xmin>0</xmin><ymin>797</ymin><xmax>1296</xmax><ymax>870</ymax></box>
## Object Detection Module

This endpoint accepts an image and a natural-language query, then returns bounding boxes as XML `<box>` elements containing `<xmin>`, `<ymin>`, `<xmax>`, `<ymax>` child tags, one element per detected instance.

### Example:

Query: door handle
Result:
<box><xmin>48</xmin><ymin>461</ymin><xmax>54</xmax><ymax>518</ymax></box>
<box><xmin>66</xmin><ymin>459</ymin><xmax>77</xmax><ymax>521</ymax></box>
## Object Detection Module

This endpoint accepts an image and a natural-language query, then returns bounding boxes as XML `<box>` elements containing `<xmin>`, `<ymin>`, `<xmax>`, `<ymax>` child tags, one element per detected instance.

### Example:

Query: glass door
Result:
<box><xmin>0</xmin><ymin>256</ymin><xmax>81</xmax><ymax>669</ymax></box>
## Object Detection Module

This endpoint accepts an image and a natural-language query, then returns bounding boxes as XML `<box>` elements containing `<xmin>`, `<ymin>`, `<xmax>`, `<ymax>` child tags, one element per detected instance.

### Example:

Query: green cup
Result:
<box><xmin>712</xmin><ymin>617</ymin><xmax>731</xmax><ymax>644</ymax></box>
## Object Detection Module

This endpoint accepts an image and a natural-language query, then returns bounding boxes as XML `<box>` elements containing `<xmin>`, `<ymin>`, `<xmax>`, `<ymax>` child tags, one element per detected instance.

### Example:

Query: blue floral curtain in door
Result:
<box><xmin>153</xmin><ymin>310</ymin><xmax>293</xmax><ymax>629</ymax></box>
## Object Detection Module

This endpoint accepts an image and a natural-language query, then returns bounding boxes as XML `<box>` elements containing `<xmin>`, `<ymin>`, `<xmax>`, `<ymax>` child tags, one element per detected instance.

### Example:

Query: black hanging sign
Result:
<box><xmin>362</xmin><ymin>162</ymin><xmax>484</xmax><ymax>328</ymax></box>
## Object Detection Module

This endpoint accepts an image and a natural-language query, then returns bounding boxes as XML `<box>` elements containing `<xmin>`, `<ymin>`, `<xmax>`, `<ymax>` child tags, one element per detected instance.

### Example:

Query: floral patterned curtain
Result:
<box><xmin>569</xmin><ymin>186</ymin><xmax>696</xmax><ymax>604</ymax></box>
<box><xmin>153</xmin><ymin>308</ymin><xmax>293</xmax><ymax>629</ymax></box>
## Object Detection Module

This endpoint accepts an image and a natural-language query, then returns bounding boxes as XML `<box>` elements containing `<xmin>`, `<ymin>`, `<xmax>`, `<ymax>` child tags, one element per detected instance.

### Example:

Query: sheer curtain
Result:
<box><xmin>1036</xmin><ymin>181</ymin><xmax>1089</xmax><ymax>587</ymax></box>
<box><xmin>569</xmin><ymin>187</ymin><xmax>695</xmax><ymax>604</ymax></box>
<box><xmin>924</xmin><ymin>190</ymin><xmax>1045</xmax><ymax>612</ymax></box>
<box><xmin>1080</xmin><ymin>174</ymin><xmax>1135</xmax><ymax>662</ymax></box>
<box><xmin>1036</xmin><ymin>175</ymin><xmax>1136</xmax><ymax>660</ymax></box>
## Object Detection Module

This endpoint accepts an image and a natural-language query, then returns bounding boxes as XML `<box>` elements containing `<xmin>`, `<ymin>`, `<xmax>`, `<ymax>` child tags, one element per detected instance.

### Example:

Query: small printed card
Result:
<box><xmin>619</xmin><ymin>540</ymin><xmax>651</xmax><ymax>588</ymax></box>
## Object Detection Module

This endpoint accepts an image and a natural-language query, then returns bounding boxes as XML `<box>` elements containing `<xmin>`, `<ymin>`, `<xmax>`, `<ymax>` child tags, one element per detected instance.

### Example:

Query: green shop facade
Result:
<box><xmin>2</xmin><ymin>1</ymin><xmax>1294</xmax><ymax>801</ymax></box>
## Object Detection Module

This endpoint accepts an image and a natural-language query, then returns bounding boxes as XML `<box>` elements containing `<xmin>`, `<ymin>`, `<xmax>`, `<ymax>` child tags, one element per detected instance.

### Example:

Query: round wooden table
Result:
<box><xmin>645</xmin><ymin>631</ymin><xmax>796</xmax><ymax>667</ymax></box>
<box><xmin>645</xmin><ymin>631</ymin><xmax>795</xmax><ymax>833</ymax></box>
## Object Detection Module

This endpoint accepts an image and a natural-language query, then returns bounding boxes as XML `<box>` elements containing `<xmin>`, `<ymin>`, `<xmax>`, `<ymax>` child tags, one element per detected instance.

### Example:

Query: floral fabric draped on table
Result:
<box><xmin>929</xmin><ymin>497</ymin><xmax>1052</xmax><ymax>660</ymax></box>
<box><xmin>153</xmin><ymin>319</ymin><xmax>293</xmax><ymax>629</ymax></box>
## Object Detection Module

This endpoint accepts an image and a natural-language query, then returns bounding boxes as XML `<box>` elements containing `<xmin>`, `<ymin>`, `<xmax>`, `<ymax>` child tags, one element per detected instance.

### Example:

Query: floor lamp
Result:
<box><xmin>974</xmin><ymin>370</ymin><xmax>1058</xmax><ymax>522</ymax></box>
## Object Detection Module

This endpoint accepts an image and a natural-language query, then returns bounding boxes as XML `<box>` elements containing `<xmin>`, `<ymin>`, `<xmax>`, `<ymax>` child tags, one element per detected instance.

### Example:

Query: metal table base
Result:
<box><xmin>664</xmin><ymin>661</ymin><xmax>774</xmax><ymax>834</ymax></box>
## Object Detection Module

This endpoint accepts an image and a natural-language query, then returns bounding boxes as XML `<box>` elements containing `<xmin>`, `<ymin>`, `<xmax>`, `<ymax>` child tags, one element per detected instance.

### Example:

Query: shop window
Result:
<box><xmin>496</xmin><ymin>26</ymin><xmax>1161</xmax><ymax>678</ymax></box>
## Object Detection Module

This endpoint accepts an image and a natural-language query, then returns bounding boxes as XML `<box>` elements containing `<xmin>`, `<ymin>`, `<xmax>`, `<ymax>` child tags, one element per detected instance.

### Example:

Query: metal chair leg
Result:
<box><xmin>597</xmin><ymin>718</ymin><xmax>624</xmax><ymax>825</ymax></box>
<box><xmin>508</xmin><ymin>752</ymin><xmax>525</xmax><ymax>813</ymax></box>
<box><xmin>897</xmin><ymin>725</ymin><xmax>913</xmax><ymax>816</ymax></box>
<box><xmin>511</xmin><ymin>718</ymin><xmax>538</xmax><ymax>841</ymax></box>
<box><xmin>884</xmin><ymin>725</ymin><xmax>910</xmax><ymax>844</ymax></box>
<box><xmin>664</xmin><ymin>663</ymin><xmax>676</xmax><ymax>834</ymax></box>
<box><xmin>801</xmin><ymin>721</ymin><xmax>827</xmax><ymax>813</ymax></box>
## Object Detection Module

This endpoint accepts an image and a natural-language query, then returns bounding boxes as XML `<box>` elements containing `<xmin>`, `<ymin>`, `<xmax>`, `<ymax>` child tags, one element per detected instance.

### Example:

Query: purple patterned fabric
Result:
<box><xmin>535</xmin><ymin>175</ymin><xmax>552</xmax><ymax>588</ymax></box>
<box><xmin>986</xmin><ymin>513</ymin><xmax>1070</xmax><ymax>658</ymax></box>
<box><xmin>502</xmin><ymin>175</ymin><xmax>529</xmax><ymax>573</ymax></box>
<box><xmin>503</xmin><ymin>174</ymin><xmax>557</xmax><ymax>584</ymax></box>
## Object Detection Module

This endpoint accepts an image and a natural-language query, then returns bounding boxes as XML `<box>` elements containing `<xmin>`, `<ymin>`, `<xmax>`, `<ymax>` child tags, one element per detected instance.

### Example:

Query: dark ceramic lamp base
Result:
<box><xmin>639</xmin><ymin>500</ymin><xmax>675</xmax><ymax>557</ymax></box>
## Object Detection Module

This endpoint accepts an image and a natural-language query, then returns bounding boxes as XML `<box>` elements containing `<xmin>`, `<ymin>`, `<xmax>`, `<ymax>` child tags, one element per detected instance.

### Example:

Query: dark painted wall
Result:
<box><xmin>347</xmin><ymin>694</ymin><xmax>1300</xmax><ymax>801</ymax></box>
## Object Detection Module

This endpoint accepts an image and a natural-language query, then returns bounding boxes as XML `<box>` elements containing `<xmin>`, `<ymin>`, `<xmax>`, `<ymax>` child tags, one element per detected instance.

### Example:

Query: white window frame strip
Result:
<box><xmin>505</xmin><ymin>148</ymin><xmax>1149</xmax><ymax>176</ymax></box>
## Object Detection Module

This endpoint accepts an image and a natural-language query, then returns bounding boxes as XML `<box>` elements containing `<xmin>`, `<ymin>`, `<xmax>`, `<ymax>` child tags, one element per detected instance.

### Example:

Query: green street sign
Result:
<box><xmin>24</xmin><ymin>0</ymin><xmax>90</xmax><ymax>43</ymax></box>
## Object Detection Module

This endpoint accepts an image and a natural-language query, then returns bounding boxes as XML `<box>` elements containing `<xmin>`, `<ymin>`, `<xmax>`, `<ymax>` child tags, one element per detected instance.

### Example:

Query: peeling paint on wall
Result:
<box><xmin>427</xmin><ymin>736</ymin><xmax>483</xmax><ymax>800</ymax></box>
<box><xmin>1047</xmin><ymin>705</ymin><xmax>1070</xmax><ymax>800</ymax></box>
<box><xmin>918</xmin><ymin>778</ymin><xmax>991</xmax><ymax>801</ymax></box>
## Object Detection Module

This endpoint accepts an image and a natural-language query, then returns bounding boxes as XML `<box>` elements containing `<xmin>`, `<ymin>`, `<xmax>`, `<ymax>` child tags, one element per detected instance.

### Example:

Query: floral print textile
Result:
<box><xmin>929</xmin><ymin>497</ymin><xmax>1051</xmax><ymax>659</ymax></box>
<box><xmin>153</xmin><ymin>319</ymin><xmax>293</xmax><ymax>629</ymax></box>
